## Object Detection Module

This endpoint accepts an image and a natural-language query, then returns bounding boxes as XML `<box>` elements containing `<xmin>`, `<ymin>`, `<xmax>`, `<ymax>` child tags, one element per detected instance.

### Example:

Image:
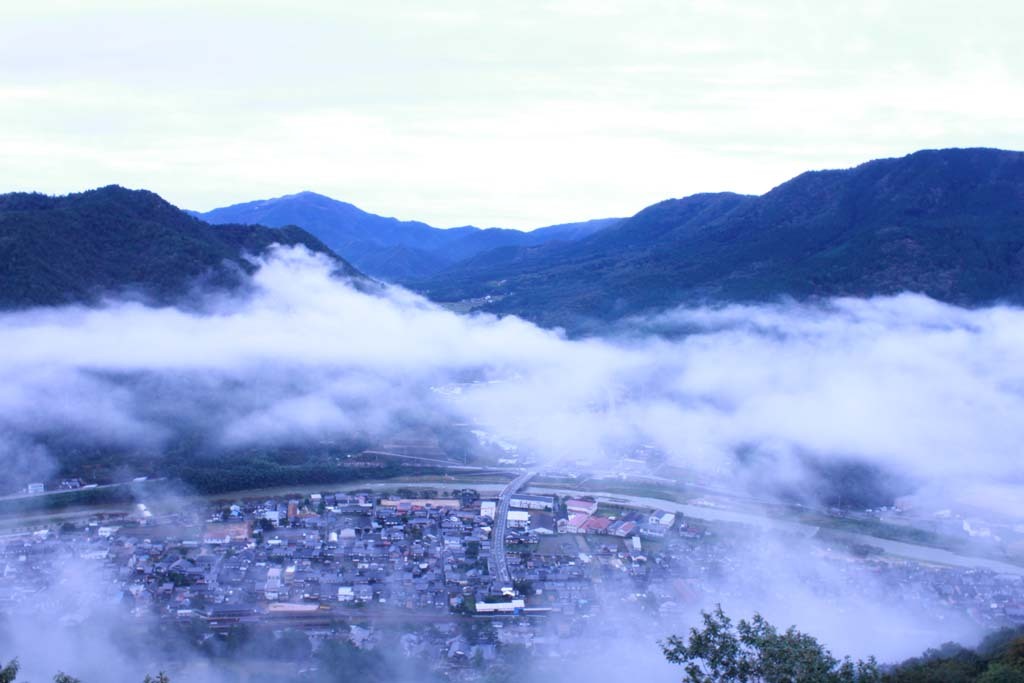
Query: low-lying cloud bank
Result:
<box><xmin>1</xmin><ymin>245</ymin><xmax>1023</xmax><ymax>679</ymax></box>
<box><xmin>1</xmin><ymin>246</ymin><xmax>1022</xmax><ymax>518</ymax></box>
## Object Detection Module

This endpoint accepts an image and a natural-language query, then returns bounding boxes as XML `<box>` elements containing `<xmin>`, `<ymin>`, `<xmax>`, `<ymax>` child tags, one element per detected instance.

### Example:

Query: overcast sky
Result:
<box><xmin>2</xmin><ymin>0</ymin><xmax>1022</xmax><ymax>228</ymax></box>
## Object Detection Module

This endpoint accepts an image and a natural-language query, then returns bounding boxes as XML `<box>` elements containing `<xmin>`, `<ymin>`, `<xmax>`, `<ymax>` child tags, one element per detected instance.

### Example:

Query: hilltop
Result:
<box><xmin>0</xmin><ymin>185</ymin><xmax>360</xmax><ymax>309</ymax></box>
<box><xmin>413</xmin><ymin>148</ymin><xmax>1024</xmax><ymax>327</ymax></box>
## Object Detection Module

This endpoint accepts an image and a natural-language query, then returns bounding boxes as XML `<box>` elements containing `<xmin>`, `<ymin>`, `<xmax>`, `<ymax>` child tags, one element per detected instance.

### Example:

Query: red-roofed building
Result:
<box><xmin>566</xmin><ymin>498</ymin><xmax>598</xmax><ymax>515</ymax></box>
<box><xmin>612</xmin><ymin>521</ymin><xmax>637</xmax><ymax>537</ymax></box>
<box><xmin>562</xmin><ymin>512</ymin><xmax>590</xmax><ymax>534</ymax></box>
<box><xmin>583</xmin><ymin>516</ymin><xmax>612</xmax><ymax>534</ymax></box>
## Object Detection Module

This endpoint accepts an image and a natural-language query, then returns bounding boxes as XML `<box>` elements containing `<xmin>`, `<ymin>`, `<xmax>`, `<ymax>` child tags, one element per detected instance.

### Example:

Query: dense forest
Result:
<box><xmin>415</xmin><ymin>148</ymin><xmax>1024</xmax><ymax>329</ymax></box>
<box><xmin>5</xmin><ymin>149</ymin><xmax>1024</xmax><ymax>331</ymax></box>
<box><xmin>0</xmin><ymin>186</ymin><xmax>361</xmax><ymax>309</ymax></box>
<box><xmin>663</xmin><ymin>607</ymin><xmax>1024</xmax><ymax>682</ymax></box>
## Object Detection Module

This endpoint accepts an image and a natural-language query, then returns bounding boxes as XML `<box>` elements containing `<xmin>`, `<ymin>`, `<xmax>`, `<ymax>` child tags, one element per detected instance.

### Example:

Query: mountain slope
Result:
<box><xmin>414</xmin><ymin>148</ymin><xmax>1024</xmax><ymax>327</ymax></box>
<box><xmin>196</xmin><ymin>192</ymin><xmax>621</xmax><ymax>282</ymax></box>
<box><xmin>0</xmin><ymin>185</ymin><xmax>359</xmax><ymax>309</ymax></box>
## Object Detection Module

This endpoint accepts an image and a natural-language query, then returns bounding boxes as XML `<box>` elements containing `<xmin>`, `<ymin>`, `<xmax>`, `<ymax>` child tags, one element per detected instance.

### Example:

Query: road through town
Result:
<box><xmin>488</xmin><ymin>471</ymin><xmax>536</xmax><ymax>585</ymax></box>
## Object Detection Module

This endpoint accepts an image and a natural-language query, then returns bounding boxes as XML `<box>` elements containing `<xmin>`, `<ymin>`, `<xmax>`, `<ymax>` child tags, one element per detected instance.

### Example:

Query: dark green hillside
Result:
<box><xmin>5</xmin><ymin>148</ymin><xmax>1022</xmax><ymax>326</ymax></box>
<box><xmin>415</xmin><ymin>148</ymin><xmax>1024</xmax><ymax>327</ymax></box>
<box><xmin>0</xmin><ymin>185</ymin><xmax>360</xmax><ymax>309</ymax></box>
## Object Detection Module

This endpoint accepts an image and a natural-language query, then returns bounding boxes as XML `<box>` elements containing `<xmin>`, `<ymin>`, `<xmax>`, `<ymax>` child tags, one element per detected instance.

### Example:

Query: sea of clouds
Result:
<box><xmin>3</xmin><ymin>245</ymin><xmax>1024</xmax><ymax>679</ymax></box>
<box><xmin>1</xmin><ymin>245</ymin><xmax>1022</xmax><ymax>518</ymax></box>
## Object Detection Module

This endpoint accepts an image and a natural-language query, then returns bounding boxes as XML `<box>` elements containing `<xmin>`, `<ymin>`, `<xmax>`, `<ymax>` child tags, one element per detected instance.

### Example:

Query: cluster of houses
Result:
<box><xmin>0</xmin><ymin>488</ymin><xmax>682</xmax><ymax>625</ymax></box>
<box><xmin>1</xmin><ymin>485</ymin><xmax>1023</xmax><ymax>679</ymax></box>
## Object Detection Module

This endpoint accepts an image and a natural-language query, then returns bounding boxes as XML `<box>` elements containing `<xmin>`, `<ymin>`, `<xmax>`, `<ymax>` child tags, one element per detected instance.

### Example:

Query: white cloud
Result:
<box><xmin>1</xmin><ymin>247</ymin><xmax>1022</xmax><ymax>519</ymax></box>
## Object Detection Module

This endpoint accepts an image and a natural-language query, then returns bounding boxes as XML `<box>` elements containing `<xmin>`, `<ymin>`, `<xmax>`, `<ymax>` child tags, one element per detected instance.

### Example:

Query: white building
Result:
<box><xmin>649</xmin><ymin>510</ymin><xmax>677</xmax><ymax>527</ymax></box>
<box><xmin>507</xmin><ymin>510</ymin><xmax>530</xmax><ymax>529</ymax></box>
<box><xmin>475</xmin><ymin>598</ymin><xmax>525</xmax><ymax>614</ymax></box>
<box><xmin>510</xmin><ymin>494</ymin><xmax>554</xmax><ymax>511</ymax></box>
<box><xmin>265</xmin><ymin>567</ymin><xmax>283</xmax><ymax>600</ymax></box>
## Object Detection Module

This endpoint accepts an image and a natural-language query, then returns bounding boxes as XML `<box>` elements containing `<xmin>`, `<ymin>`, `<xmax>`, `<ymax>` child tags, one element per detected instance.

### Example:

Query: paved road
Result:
<box><xmin>0</xmin><ymin>478</ymin><xmax>166</xmax><ymax>503</ymax></box>
<box><xmin>489</xmin><ymin>471</ymin><xmax>536</xmax><ymax>586</ymax></box>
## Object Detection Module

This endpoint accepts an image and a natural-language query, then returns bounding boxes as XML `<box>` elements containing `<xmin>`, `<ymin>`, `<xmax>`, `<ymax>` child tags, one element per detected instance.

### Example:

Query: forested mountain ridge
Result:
<box><xmin>0</xmin><ymin>185</ymin><xmax>359</xmax><ymax>309</ymax></box>
<box><xmin>4</xmin><ymin>148</ymin><xmax>1023</xmax><ymax>326</ymax></box>
<box><xmin>413</xmin><ymin>147</ymin><xmax>1024</xmax><ymax>328</ymax></box>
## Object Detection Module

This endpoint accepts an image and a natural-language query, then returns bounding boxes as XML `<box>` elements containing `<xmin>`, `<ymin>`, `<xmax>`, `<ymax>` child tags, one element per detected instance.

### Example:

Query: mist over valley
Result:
<box><xmin>3</xmin><ymin>2</ymin><xmax>1024</xmax><ymax>679</ymax></box>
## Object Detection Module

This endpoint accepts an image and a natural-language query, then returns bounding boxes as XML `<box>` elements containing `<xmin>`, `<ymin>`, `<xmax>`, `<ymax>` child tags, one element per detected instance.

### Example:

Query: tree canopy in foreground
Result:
<box><xmin>663</xmin><ymin>606</ymin><xmax>1024</xmax><ymax>683</ymax></box>
<box><xmin>661</xmin><ymin>606</ymin><xmax>881</xmax><ymax>682</ymax></box>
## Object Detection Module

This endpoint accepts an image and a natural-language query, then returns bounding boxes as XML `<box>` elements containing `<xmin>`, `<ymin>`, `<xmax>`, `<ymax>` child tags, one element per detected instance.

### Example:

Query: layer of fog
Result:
<box><xmin>0</xmin><ymin>523</ymin><xmax>985</xmax><ymax>682</ymax></box>
<box><xmin>2</xmin><ymin>245</ymin><xmax>1022</xmax><ymax>519</ymax></box>
<box><xmin>2</xmin><ymin>246</ymin><xmax>1023</xmax><ymax>678</ymax></box>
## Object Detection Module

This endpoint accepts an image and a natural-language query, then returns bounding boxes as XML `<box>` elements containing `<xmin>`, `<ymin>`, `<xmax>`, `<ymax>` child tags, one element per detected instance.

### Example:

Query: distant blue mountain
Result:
<box><xmin>195</xmin><ymin>191</ymin><xmax>621</xmax><ymax>282</ymax></box>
